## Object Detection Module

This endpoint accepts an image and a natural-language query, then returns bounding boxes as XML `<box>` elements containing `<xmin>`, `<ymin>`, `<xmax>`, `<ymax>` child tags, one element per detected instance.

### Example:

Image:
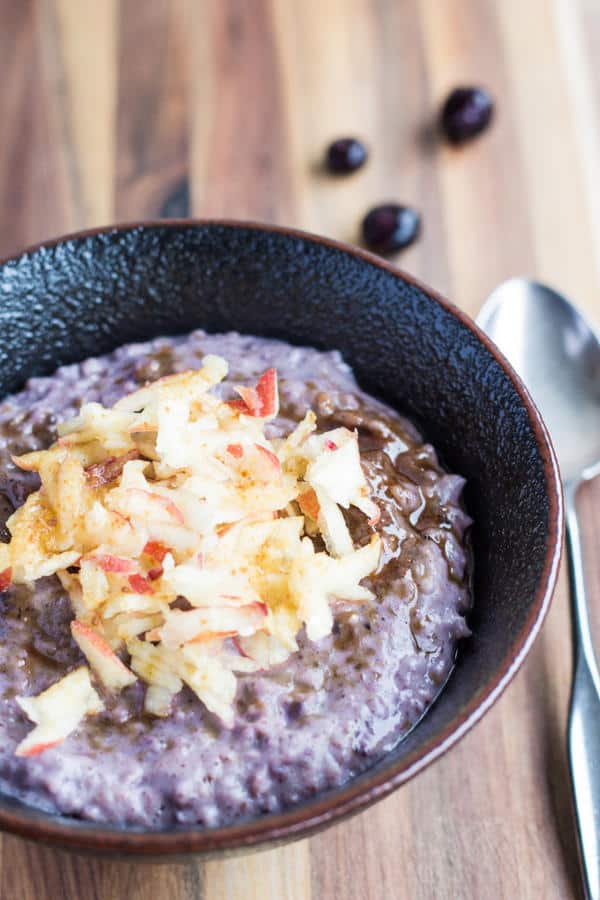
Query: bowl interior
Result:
<box><xmin>0</xmin><ymin>222</ymin><xmax>561</xmax><ymax>854</ymax></box>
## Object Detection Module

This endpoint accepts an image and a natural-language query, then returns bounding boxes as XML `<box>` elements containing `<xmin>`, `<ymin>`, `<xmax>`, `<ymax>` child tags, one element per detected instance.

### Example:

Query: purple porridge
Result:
<box><xmin>0</xmin><ymin>331</ymin><xmax>471</xmax><ymax>828</ymax></box>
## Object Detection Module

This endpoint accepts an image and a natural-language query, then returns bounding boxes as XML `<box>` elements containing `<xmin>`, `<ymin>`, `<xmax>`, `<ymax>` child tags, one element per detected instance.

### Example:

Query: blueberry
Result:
<box><xmin>325</xmin><ymin>138</ymin><xmax>368</xmax><ymax>174</ymax></box>
<box><xmin>361</xmin><ymin>204</ymin><xmax>421</xmax><ymax>255</ymax></box>
<box><xmin>440</xmin><ymin>87</ymin><xmax>494</xmax><ymax>144</ymax></box>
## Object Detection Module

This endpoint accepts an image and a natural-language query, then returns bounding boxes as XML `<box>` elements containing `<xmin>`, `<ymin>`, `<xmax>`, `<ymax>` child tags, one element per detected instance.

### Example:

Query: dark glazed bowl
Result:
<box><xmin>0</xmin><ymin>221</ymin><xmax>562</xmax><ymax>857</ymax></box>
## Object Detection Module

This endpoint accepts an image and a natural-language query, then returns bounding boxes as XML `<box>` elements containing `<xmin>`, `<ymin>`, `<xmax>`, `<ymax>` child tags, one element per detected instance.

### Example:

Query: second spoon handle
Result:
<box><xmin>566</xmin><ymin>481</ymin><xmax>600</xmax><ymax>900</ymax></box>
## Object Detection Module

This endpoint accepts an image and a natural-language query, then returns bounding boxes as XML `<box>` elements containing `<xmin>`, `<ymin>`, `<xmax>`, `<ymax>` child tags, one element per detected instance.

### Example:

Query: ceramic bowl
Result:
<box><xmin>0</xmin><ymin>221</ymin><xmax>562</xmax><ymax>857</ymax></box>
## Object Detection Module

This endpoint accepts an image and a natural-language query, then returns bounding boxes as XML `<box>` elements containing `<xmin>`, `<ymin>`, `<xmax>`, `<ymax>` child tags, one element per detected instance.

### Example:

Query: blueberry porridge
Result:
<box><xmin>0</xmin><ymin>331</ymin><xmax>471</xmax><ymax>828</ymax></box>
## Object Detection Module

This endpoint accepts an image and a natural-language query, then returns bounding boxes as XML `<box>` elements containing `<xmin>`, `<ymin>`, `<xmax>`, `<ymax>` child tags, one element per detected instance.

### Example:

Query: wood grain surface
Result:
<box><xmin>0</xmin><ymin>1</ymin><xmax>598</xmax><ymax>897</ymax></box>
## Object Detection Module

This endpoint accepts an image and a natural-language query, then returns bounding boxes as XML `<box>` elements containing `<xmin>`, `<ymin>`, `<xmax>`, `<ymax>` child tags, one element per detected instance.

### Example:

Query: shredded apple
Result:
<box><xmin>1</xmin><ymin>355</ymin><xmax>381</xmax><ymax>753</ymax></box>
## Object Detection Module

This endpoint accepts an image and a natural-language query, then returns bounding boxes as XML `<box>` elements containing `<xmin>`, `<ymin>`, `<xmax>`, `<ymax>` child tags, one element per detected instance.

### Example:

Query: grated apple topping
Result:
<box><xmin>0</xmin><ymin>356</ymin><xmax>381</xmax><ymax>754</ymax></box>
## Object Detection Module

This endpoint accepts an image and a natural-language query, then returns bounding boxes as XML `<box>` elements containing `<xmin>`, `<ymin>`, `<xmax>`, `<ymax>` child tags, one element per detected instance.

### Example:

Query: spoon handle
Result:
<box><xmin>566</xmin><ymin>482</ymin><xmax>600</xmax><ymax>900</ymax></box>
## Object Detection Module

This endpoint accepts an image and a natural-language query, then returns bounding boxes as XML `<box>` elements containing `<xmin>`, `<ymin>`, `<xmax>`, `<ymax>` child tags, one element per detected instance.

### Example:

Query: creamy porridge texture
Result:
<box><xmin>0</xmin><ymin>331</ymin><xmax>471</xmax><ymax>827</ymax></box>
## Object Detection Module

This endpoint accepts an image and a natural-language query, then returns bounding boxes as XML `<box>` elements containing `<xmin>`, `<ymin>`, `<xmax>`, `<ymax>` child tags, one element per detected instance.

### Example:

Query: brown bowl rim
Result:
<box><xmin>0</xmin><ymin>219</ymin><xmax>564</xmax><ymax>855</ymax></box>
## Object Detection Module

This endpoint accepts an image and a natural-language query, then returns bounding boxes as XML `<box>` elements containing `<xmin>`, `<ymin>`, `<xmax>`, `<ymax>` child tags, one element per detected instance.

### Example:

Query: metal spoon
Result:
<box><xmin>478</xmin><ymin>278</ymin><xmax>600</xmax><ymax>900</ymax></box>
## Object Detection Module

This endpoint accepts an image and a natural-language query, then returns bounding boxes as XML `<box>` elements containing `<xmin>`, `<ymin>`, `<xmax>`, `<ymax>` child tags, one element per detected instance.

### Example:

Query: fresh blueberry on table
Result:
<box><xmin>325</xmin><ymin>138</ymin><xmax>368</xmax><ymax>174</ymax></box>
<box><xmin>361</xmin><ymin>204</ymin><xmax>421</xmax><ymax>255</ymax></box>
<box><xmin>440</xmin><ymin>87</ymin><xmax>494</xmax><ymax>144</ymax></box>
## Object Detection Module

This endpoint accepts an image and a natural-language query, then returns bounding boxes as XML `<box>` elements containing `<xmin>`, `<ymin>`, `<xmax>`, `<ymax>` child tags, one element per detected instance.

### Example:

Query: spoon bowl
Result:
<box><xmin>479</xmin><ymin>278</ymin><xmax>600</xmax><ymax>484</ymax></box>
<box><xmin>479</xmin><ymin>277</ymin><xmax>600</xmax><ymax>900</ymax></box>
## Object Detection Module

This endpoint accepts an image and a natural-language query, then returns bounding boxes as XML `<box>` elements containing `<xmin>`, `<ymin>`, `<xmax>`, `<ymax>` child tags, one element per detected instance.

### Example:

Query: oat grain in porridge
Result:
<box><xmin>0</xmin><ymin>331</ymin><xmax>471</xmax><ymax>827</ymax></box>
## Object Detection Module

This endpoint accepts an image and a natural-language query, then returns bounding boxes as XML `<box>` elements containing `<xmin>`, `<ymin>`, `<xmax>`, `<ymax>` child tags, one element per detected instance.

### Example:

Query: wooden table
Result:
<box><xmin>0</xmin><ymin>1</ymin><xmax>599</xmax><ymax>897</ymax></box>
